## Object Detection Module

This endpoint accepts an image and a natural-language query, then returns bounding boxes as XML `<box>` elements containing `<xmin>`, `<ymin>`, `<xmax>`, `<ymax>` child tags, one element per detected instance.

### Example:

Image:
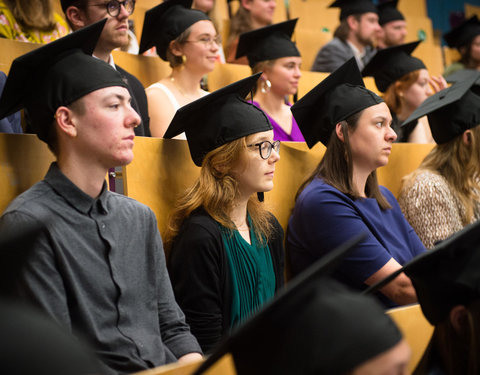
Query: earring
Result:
<box><xmin>181</xmin><ymin>55</ymin><xmax>187</xmax><ymax>65</ymax></box>
<box><xmin>261</xmin><ymin>79</ymin><xmax>271</xmax><ymax>94</ymax></box>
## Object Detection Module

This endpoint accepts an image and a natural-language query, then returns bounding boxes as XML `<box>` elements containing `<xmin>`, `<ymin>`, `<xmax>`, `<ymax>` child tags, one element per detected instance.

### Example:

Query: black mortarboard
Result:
<box><xmin>0</xmin><ymin>20</ymin><xmax>128</xmax><ymax>143</ymax></box>
<box><xmin>329</xmin><ymin>0</ymin><xmax>377</xmax><ymax>20</ymax></box>
<box><xmin>445</xmin><ymin>68</ymin><xmax>478</xmax><ymax>84</ymax></box>
<box><xmin>291</xmin><ymin>58</ymin><xmax>384</xmax><ymax>148</ymax></box>
<box><xmin>138</xmin><ymin>0</ymin><xmax>210</xmax><ymax>59</ymax></box>
<box><xmin>378</xmin><ymin>0</ymin><xmax>404</xmax><ymax>26</ymax></box>
<box><xmin>235</xmin><ymin>19</ymin><xmax>301</xmax><ymax>68</ymax></box>
<box><xmin>164</xmin><ymin>74</ymin><xmax>272</xmax><ymax>166</ymax></box>
<box><xmin>366</xmin><ymin>219</ymin><xmax>480</xmax><ymax>325</ymax></box>
<box><xmin>194</xmin><ymin>233</ymin><xmax>404</xmax><ymax>375</ymax></box>
<box><xmin>444</xmin><ymin>15</ymin><xmax>480</xmax><ymax>50</ymax></box>
<box><xmin>362</xmin><ymin>41</ymin><xmax>426</xmax><ymax>93</ymax></box>
<box><xmin>401</xmin><ymin>71</ymin><xmax>480</xmax><ymax>144</ymax></box>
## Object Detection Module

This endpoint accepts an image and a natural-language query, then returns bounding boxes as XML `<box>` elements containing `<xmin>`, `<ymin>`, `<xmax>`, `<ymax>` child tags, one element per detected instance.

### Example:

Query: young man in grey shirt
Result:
<box><xmin>0</xmin><ymin>22</ymin><xmax>202</xmax><ymax>375</ymax></box>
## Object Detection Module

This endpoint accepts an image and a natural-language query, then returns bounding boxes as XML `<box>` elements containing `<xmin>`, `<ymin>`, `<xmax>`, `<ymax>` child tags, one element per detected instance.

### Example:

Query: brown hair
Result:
<box><xmin>383</xmin><ymin>70</ymin><xmax>420</xmax><ymax>114</ymax></box>
<box><xmin>166</xmin><ymin>27</ymin><xmax>192</xmax><ymax>68</ymax></box>
<box><xmin>402</xmin><ymin>125</ymin><xmax>480</xmax><ymax>225</ymax></box>
<box><xmin>163</xmin><ymin>136</ymin><xmax>274</xmax><ymax>256</ymax></box>
<box><xmin>251</xmin><ymin>59</ymin><xmax>275</xmax><ymax>95</ymax></box>
<box><xmin>227</xmin><ymin>6</ymin><xmax>252</xmax><ymax>53</ymax></box>
<box><xmin>61</xmin><ymin>0</ymin><xmax>86</xmax><ymax>30</ymax></box>
<box><xmin>5</xmin><ymin>0</ymin><xmax>57</xmax><ymax>31</ymax></box>
<box><xmin>413</xmin><ymin>300</ymin><xmax>480</xmax><ymax>375</ymax></box>
<box><xmin>333</xmin><ymin>14</ymin><xmax>361</xmax><ymax>42</ymax></box>
<box><xmin>295</xmin><ymin>111</ymin><xmax>392</xmax><ymax>210</ymax></box>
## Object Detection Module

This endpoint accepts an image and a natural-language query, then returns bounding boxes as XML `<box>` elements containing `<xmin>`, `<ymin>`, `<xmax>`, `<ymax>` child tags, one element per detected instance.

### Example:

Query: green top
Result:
<box><xmin>220</xmin><ymin>215</ymin><xmax>276</xmax><ymax>328</ymax></box>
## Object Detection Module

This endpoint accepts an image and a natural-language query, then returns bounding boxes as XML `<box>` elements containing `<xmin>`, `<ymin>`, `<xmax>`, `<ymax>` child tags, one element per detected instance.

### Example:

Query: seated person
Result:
<box><xmin>312</xmin><ymin>0</ymin><xmax>379</xmax><ymax>73</ymax></box>
<box><xmin>376</xmin><ymin>0</ymin><xmax>407</xmax><ymax>49</ymax></box>
<box><xmin>443</xmin><ymin>16</ymin><xmax>480</xmax><ymax>78</ymax></box>
<box><xmin>0</xmin><ymin>22</ymin><xmax>202</xmax><ymax>375</ymax></box>
<box><xmin>287</xmin><ymin>58</ymin><xmax>426</xmax><ymax>308</ymax></box>
<box><xmin>164</xmin><ymin>75</ymin><xmax>284</xmax><ymax>353</ymax></box>
<box><xmin>61</xmin><ymin>0</ymin><xmax>150</xmax><ymax>136</ymax></box>
<box><xmin>196</xmin><ymin>240</ymin><xmax>411</xmax><ymax>375</ymax></box>
<box><xmin>0</xmin><ymin>0</ymin><xmax>69</xmax><ymax>43</ymax></box>
<box><xmin>398</xmin><ymin>73</ymin><xmax>480</xmax><ymax>249</ymax></box>
<box><xmin>362</xmin><ymin>41</ymin><xmax>447</xmax><ymax>142</ymax></box>
<box><xmin>369</xmin><ymin>219</ymin><xmax>480</xmax><ymax>375</ymax></box>
<box><xmin>0</xmin><ymin>71</ymin><xmax>21</xmax><ymax>133</ymax></box>
<box><xmin>139</xmin><ymin>0</ymin><xmax>218</xmax><ymax>138</ymax></box>
<box><xmin>236</xmin><ymin>19</ymin><xmax>305</xmax><ymax>141</ymax></box>
<box><xmin>226</xmin><ymin>0</ymin><xmax>276</xmax><ymax>64</ymax></box>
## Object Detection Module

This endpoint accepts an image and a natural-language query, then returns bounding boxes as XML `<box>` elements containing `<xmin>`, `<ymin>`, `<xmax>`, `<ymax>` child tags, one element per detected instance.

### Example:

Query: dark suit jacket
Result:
<box><xmin>116</xmin><ymin>65</ymin><xmax>150</xmax><ymax>137</ymax></box>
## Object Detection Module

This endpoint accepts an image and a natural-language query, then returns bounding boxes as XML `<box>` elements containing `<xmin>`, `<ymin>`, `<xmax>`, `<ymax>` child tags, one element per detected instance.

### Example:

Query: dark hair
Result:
<box><xmin>458</xmin><ymin>37</ymin><xmax>480</xmax><ymax>69</ymax></box>
<box><xmin>295</xmin><ymin>110</ymin><xmax>392</xmax><ymax>210</ymax></box>
<box><xmin>413</xmin><ymin>300</ymin><xmax>480</xmax><ymax>375</ymax></box>
<box><xmin>62</xmin><ymin>0</ymin><xmax>87</xmax><ymax>30</ymax></box>
<box><xmin>334</xmin><ymin>14</ymin><xmax>361</xmax><ymax>42</ymax></box>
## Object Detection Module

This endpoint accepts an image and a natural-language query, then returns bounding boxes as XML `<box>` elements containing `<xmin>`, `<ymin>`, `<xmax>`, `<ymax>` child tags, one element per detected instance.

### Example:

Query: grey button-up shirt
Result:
<box><xmin>0</xmin><ymin>163</ymin><xmax>201</xmax><ymax>374</ymax></box>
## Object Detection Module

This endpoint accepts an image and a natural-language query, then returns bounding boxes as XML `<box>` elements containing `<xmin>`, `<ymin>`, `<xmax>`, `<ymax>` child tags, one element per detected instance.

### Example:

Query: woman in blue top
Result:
<box><xmin>287</xmin><ymin>58</ymin><xmax>426</xmax><ymax>308</ymax></box>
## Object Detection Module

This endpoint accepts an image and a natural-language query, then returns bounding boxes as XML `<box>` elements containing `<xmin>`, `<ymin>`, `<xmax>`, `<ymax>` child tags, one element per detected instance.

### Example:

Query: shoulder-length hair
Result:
<box><xmin>164</xmin><ymin>136</ymin><xmax>273</xmax><ymax>255</ymax></box>
<box><xmin>5</xmin><ymin>0</ymin><xmax>57</xmax><ymax>31</ymax></box>
<box><xmin>227</xmin><ymin>6</ymin><xmax>252</xmax><ymax>51</ymax></box>
<box><xmin>413</xmin><ymin>300</ymin><xmax>480</xmax><ymax>375</ymax></box>
<box><xmin>295</xmin><ymin>110</ymin><xmax>392</xmax><ymax>210</ymax></box>
<box><xmin>402</xmin><ymin>125</ymin><xmax>480</xmax><ymax>224</ymax></box>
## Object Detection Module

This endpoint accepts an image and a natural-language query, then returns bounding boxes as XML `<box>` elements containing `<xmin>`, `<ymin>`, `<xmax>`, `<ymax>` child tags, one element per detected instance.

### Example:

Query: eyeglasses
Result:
<box><xmin>90</xmin><ymin>0</ymin><xmax>135</xmax><ymax>17</ymax></box>
<box><xmin>247</xmin><ymin>140</ymin><xmax>280</xmax><ymax>159</ymax></box>
<box><xmin>185</xmin><ymin>35</ymin><xmax>222</xmax><ymax>48</ymax></box>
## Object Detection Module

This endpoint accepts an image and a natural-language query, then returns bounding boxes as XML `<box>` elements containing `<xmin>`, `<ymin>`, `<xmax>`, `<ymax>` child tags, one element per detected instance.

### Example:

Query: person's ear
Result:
<box><xmin>346</xmin><ymin>15</ymin><xmax>359</xmax><ymax>32</ymax></box>
<box><xmin>55</xmin><ymin>106</ymin><xmax>78</xmax><ymax>138</ymax></box>
<box><xmin>65</xmin><ymin>6</ymin><xmax>88</xmax><ymax>30</ymax></box>
<box><xmin>241</xmin><ymin>0</ymin><xmax>253</xmax><ymax>11</ymax></box>
<box><xmin>449</xmin><ymin>305</ymin><xmax>468</xmax><ymax>334</ymax></box>
<box><xmin>462</xmin><ymin>129</ymin><xmax>472</xmax><ymax>145</ymax></box>
<box><xmin>169</xmin><ymin>40</ymin><xmax>183</xmax><ymax>57</ymax></box>
<box><xmin>335</xmin><ymin>123</ymin><xmax>345</xmax><ymax>143</ymax></box>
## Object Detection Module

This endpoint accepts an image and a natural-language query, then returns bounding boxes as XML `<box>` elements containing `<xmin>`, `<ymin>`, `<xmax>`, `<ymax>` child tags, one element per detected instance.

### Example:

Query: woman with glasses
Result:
<box><xmin>0</xmin><ymin>0</ymin><xmax>69</xmax><ymax>43</ymax></box>
<box><xmin>163</xmin><ymin>75</ymin><xmax>284</xmax><ymax>353</ymax></box>
<box><xmin>236</xmin><ymin>19</ymin><xmax>304</xmax><ymax>141</ymax></box>
<box><xmin>139</xmin><ymin>0</ymin><xmax>219</xmax><ymax>138</ymax></box>
<box><xmin>287</xmin><ymin>59</ymin><xmax>425</xmax><ymax>308</ymax></box>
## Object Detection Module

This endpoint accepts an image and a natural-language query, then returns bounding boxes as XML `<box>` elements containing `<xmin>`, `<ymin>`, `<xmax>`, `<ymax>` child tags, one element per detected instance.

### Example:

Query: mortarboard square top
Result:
<box><xmin>235</xmin><ymin>19</ymin><xmax>301</xmax><ymax>68</ymax></box>
<box><xmin>193</xmin><ymin>233</ymin><xmax>403</xmax><ymax>375</ymax></box>
<box><xmin>291</xmin><ymin>58</ymin><xmax>383</xmax><ymax>148</ymax></box>
<box><xmin>444</xmin><ymin>15</ymin><xmax>480</xmax><ymax>49</ymax></box>
<box><xmin>362</xmin><ymin>41</ymin><xmax>426</xmax><ymax>93</ymax></box>
<box><xmin>377</xmin><ymin>0</ymin><xmax>404</xmax><ymax>26</ymax></box>
<box><xmin>0</xmin><ymin>20</ymin><xmax>128</xmax><ymax>143</ymax></box>
<box><xmin>329</xmin><ymin>0</ymin><xmax>377</xmax><ymax>20</ymax></box>
<box><xmin>164</xmin><ymin>74</ymin><xmax>272</xmax><ymax>166</ymax></box>
<box><xmin>401</xmin><ymin>71</ymin><xmax>480</xmax><ymax>144</ymax></box>
<box><xmin>139</xmin><ymin>0</ymin><xmax>210</xmax><ymax>59</ymax></box>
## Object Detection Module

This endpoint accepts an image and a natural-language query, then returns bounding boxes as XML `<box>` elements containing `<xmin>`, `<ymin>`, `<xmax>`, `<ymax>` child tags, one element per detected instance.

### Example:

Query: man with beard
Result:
<box><xmin>312</xmin><ymin>0</ymin><xmax>380</xmax><ymax>72</ymax></box>
<box><xmin>376</xmin><ymin>0</ymin><xmax>407</xmax><ymax>49</ymax></box>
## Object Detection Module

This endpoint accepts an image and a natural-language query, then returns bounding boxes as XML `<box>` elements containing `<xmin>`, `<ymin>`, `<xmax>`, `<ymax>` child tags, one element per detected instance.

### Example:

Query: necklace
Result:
<box><xmin>169</xmin><ymin>76</ymin><xmax>200</xmax><ymax>100</ymax></box>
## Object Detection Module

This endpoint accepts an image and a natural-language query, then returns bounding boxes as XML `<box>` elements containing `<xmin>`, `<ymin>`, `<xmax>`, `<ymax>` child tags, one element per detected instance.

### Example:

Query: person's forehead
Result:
<box><xmin>82</xmin><ymin>85</ymin><xmax>131</xmax><ymax>101</ymax></box>
<box><xmin>361</xmin><ymin>12</ymin><xmax>378</xmax><ymax>21</ymax></box>
<box><xmin>384</xmin><ymin>19</ymin><xmax>406</xmax><ymax>29</ymax></box>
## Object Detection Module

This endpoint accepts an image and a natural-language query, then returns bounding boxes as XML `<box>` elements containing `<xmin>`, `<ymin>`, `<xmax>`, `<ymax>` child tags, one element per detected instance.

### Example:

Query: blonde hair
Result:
<box><xmin>5</xmin><ymin>0</ymin><xmax>57</xmax><ymax>31</ymax></box>
<box><xmin>383</xmin><ymin>70</ymin><xmax>421</xmax><ymax>114</ymax></box>
<box><xmin>402</xmin><ymin>125</ymin><xmax>480</xmax><ymax>224</ymax></box>
<box><xmin>164</xmin><ymin>136</ymin><xmax>274</xmax><ymax>256</ymax></box>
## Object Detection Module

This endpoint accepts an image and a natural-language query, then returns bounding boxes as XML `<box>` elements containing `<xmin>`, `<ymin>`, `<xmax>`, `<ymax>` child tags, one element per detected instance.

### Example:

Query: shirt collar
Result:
<box><xmin>44</xmin><ymin>163</ymin><xmax>110</xmax><ymax>215</ymax></box>
<box><xmin>347</xmin><ymin>40</ymin><xmax>366</xmax><ymax>59</ymax></box>
<box><xmin>92</xmin><ymin>53</ymin><xmax>117</xmax><ymax>70</ymax></box>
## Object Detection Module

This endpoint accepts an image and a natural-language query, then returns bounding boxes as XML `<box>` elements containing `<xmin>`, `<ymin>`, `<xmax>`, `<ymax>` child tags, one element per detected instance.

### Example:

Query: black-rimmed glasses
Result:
<box><xmin>90</xmin><ymin>0</ymin><xmax>135</xmax><ymax>17</ymax></box>
<box><xmin>247</xmin><ymin>140</ymin><xmax>280</xmax><ymax>159</ymax></box>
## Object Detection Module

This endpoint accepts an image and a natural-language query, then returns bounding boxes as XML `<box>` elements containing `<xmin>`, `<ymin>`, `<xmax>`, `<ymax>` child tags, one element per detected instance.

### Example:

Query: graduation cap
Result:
<box><xmin>362</xmin><ymin>41</ymin><xmax>426</xmax><ymax>93</ymax></box>
<box><xmin>138</xmin><ymin>0</ymin><xmax>210</xmax><ymax>59</ymax></box>
<box><xmin>193</xmin><ymin>232</ymin><xmax>404</xmax><ymax>375</ymax></box>
<box><xmin>164</xmin><ymin>73</ymin><xmax>272</xmax><ymax>166</ymax></box>
<box><xmin>377</xmin><ymin>0</ymin><xmax>404</xmax><ymax>26</ymax></box>
<box><xmin>0</xmin><ymin>20</ymin><xmax>128</xmax><ymax>143</ymax></box>
<box><xmin>365</xmin><ymin>219</ymin><xmax>480</xmax><ymax>325</ymax></box>
<box><xmin>235</xmin><ymin>19</ymin><xmax>301</xmax><ymax>68</ymax></box>
<box><xmin>401</xmin><ymin>70</ymin><xmax>480</xmax><ymax>144</ymax></box>
<box><xmin>444</xmin><ymin>15</ymin><xmax>480</xmax><ymax>50</ymax></box>
<box><xmin>329</xmin><ymin>0</ymin><xmax>377</xmax><ymax>20</ymax></box>
<box><xmin>291</xmin><ymin>58</ymin><xmax>383</xmax><ymax>148</ymax></box>
<box><xmin>445</xmin><ymin>68</ymin><xmax>479</xmax><ymax>84</ymax></box>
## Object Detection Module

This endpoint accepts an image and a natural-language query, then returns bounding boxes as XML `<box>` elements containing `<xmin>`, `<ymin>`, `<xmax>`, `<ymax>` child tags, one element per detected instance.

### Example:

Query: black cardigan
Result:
<box><xmin>168</xmin><ymin>209</ymin><xmax>285</xmax><ymax>353</ymax></box>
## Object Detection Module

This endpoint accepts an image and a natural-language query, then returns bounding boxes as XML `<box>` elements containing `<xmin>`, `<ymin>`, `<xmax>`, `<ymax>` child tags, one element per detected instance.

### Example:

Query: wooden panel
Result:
<box><xmin>465</xmin><ymin>3</ymin><xmax>480</xmax><ymax>19</ymax></box>
<box><xmin>0</xmin><ymin>134</ymin><xmax>55</xmax><ymax>214</ymax></box>
<box><xmin>207</xmin><ymin>62</ymin><xmax>251</xmax><ymax>92</ymax></box>
<box><xmin>405</xmin><ymin>16</ymin><xmax>434</xmax><ymax>46</ymax></box>
<box><xmin>387</xmin><ymin>304</ymin><xmax>434</xmax><ymax>373</ymax></box>
<box><xmin>289</xmin><ymin>0</ymin><xmax>339</xmax><ymax>33</ymax></box>
<box><xmin>413</xmin><ymin>42</ymin><xmax>444</xmax><ymax>78</ymax></box>
<box><xmin>443</xmin><ymin>46</ymin><xmax>460</xmax><ymax>67</ymax></box>
<box><xmin>398</xmin><ymin>0</ymin><xmax>427</xmax><ymax>19</ymax></box>
<box><xmin>0</xmin><ymin>38</ymin><xmax>39</xmax><ymax>74</ymax></box>
<box><xmin>295</xmin><ymin>28</ymin><xmax>333</xmax><ymax>71</ymax></box>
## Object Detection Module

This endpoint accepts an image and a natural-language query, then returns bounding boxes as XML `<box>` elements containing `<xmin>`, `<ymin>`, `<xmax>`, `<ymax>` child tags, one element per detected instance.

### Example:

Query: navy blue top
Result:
<box><xmin>0</xmin><ymin>71</ymin><xmax>22</xmax><ymax>134</ymax></box>
<box><xmin>287</xmin><ymin>177</ymin><xmax>426</xmax><ymax>307</ymax></box>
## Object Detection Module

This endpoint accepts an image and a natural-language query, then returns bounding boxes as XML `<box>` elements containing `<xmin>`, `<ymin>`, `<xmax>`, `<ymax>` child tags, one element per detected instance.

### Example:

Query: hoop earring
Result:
<box><xmin>181</xmin><ymin>55</ymin><xmax>187</xmax><ymax>65</ymax></box>
<box><xmin>261</xmin><ymin>79</ymin><xmax>271</xmax><ymax>94</ymax></box>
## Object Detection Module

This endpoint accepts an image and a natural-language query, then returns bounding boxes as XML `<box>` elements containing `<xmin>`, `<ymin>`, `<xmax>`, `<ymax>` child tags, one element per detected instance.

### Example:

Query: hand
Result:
<box><xmin>428</xmin><ymin>75</ymin><xmax>448</xmax><ymax>93</ymax></box>
<box><xmin>178</xmin><ymin>352</ymin><xmax>203</xmax><ymax>364</ymax></box>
